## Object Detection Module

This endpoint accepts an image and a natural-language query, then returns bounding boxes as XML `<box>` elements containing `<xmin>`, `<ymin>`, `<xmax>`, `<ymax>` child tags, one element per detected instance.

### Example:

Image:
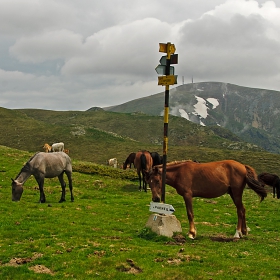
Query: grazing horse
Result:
<box><xmin>258</xmin><ymin>172</ymin><xmax>280</xmax><ymax>198</ymax></box>
<box><xmin>43</xmin><ymin>143</ymin><xmax>52</xmax><ymax>152</ymax></box>
<box><xmin>145</xmin><ymin>160</ymin><xmax>267</xmax><ymax>239</ymax></box>
<box><xmin>43</xmin><ymin>142</ymin><xmax>64</xmax><ymax>153</ymax></box>
<box><xmin>11</xmin><ymin>152</ymin><xmax>74</xmax><ymax>203</ymax></box>
<box><xmin>134</xmin><ymin>150</ymin><xmax>153</xmax><ymax>192</ymax></box>
<box><xmin>108</xmin><ymin>158</ymin><xmax>118</xmax><ymax>168</ymax></box>
<box><xmin>150</xmin><ymin>152</ymin><xmax>162</xmax><ymax>166</ymax></box>
<box><xmin>51</xmin><ymin>142</ymin><xmax>64</xmax><ymax>152</ymax></box>
<box><xmin>123</xmin><ymin>152</ymin><xmax>136</xmax><ymax>170</ymax></box>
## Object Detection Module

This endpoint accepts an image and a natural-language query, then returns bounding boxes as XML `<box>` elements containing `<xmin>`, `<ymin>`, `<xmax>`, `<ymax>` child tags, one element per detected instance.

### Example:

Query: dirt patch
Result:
<box><xmin>3</xmin><ymin>252</ymin><xmax>54</xmax><ymax>275</ymax></box>
<box><xmin>29</xmin><ymin>265</ymin><xmax>55</xmax><ymax>275</ymax></box>
<box><xmin>4</xmin><ymin>252</ymin><xmax>43</xmax><ymax>267</ymax></box>
<box><xmin>165</xmin><ymin>234</ymin><xmax>186</xmax><ymax>245</ymax></box>
<box><xmin>116</xmin><ymin>259</ymin><xmax>142</xmax><ymax>274</ymax></box>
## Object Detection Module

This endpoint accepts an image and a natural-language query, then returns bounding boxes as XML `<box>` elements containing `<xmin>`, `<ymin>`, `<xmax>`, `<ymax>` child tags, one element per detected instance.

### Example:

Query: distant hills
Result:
<box><xmin>104</xmin><ymin>82</ymin><xmax>280</xmax><ymax>154</ymax></box>
<box><xmin>0</xmin><ymin>103</ymin><xmax>262</xmax><ymax>165</ymax></box>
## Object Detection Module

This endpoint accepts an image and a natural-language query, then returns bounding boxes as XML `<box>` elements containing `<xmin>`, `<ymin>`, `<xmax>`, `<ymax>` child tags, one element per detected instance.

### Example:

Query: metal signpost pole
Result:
<box><xmin>161</xmin><ymin>43</ymin><xmax>171</xmax><ymax>203</ymax></box>
<box><xmin>156</xmin><ymin>42</ymin><xmax>177</xmax><ymax>203</ymax></box>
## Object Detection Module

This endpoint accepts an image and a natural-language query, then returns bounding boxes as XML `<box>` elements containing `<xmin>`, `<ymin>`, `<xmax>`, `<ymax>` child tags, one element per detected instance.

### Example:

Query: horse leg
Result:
<box><xmin>37</xmin><ymin>178</ymin><xmax>46</xmax><ymax>203</ymax></box>
<box><xmin>183</xmin><ymin>194</ymin><xmax>196</xmax><ymax>239</ymax></box>
<box><xmin>58</xmin><ymin>173</ymin><xmax>66</xmax><ymax>203</ymax></box>
<box><xmin>142</xmin><ymin>170</ymin><xmax>147</xmax><ymax>192</ymax></box>
<box><xmin>137</xmin><ymin>171</ymin><xmax>142</xmax><ymax>191</ymax></box>
<box><xmin>65</xmin><ymin>171</ymin><xmax>74</xmax><ymax>202</ymax></box>
<box><xmin>229</xmin><ymin>191</ymin><xmax>247</xmax><ymax>238</ymax></box>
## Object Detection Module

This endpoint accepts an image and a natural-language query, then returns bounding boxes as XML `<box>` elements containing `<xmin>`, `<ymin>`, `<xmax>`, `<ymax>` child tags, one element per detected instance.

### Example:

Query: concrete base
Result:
<box><xmin>146</xmin><ymin>213</ymin><xmax>182</xmax><ymax>238</ymax></box>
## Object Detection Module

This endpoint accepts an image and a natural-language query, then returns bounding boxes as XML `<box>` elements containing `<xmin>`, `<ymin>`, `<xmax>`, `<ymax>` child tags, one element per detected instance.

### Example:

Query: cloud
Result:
<box><xmin>1</xmin><ymin>0</ymin><xmax>280</xmax><ymax>110</ymax></box>
<box><xmin>9</xmin><ymin>30</ymin><xmax>83</xmax><ymax>63</ymax></box>
<box><xmin>61</xmin><ymin>18</ymin><xmax>172</xmax><ymax>77</ymax></box>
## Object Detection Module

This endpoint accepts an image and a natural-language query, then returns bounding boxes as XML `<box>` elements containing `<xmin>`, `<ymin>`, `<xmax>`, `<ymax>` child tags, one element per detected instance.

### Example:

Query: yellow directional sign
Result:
<box><xmin>159</xmin><ymin>43</ymin><xmax>176</xmax><ymax>54</ymax></box>
<box><xmin>158</xmin><ymin>75</ymin><xmax>177</xmax><ymax>86</ymax></box>
<box><xmin>159</xmin><ymin>43</ymin><xmax>168</xmax><ymax>53</ymax></box>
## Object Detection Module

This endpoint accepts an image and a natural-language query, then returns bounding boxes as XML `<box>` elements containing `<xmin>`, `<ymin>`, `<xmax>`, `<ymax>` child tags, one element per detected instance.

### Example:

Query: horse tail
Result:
<box><xmin>245</xmin><ymin>165</ymin><xmax>267</xmax><ymax>202</ymax></box>
<box><xmin>140</xmin><ymin>153</ymin><xmax>146</xmax><ymax>170</ymax></box>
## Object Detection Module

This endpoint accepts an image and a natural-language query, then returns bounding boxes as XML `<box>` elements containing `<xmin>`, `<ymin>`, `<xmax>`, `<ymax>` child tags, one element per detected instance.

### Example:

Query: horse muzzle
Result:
<box><xmin>12</xmin><ymin>186</ymin><xmax>23</xmax><ymax>201</ymax></box>
<box><xmin>152</xmin><ymin>197</ymin><xmax>160</xmax><ymax>203</ymax></box>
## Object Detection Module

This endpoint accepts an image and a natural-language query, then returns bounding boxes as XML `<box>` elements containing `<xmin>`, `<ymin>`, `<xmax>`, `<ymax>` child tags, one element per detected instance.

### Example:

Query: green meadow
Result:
<box><xmin>0</xmin><ymin>145</ymin><xmax>279</xmax><ymax>279</ymax></box>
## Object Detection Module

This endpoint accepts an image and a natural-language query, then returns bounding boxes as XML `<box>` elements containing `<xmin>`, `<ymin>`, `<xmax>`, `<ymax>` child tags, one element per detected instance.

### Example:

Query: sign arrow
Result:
<box><xmin>155</xmin><ymin>65</ymin><xmax>174</xmax><ymax>75</ymax></box>
<box><xmin>149</xmin><ymin>202</ymin><xmax>175</xmax><ymax>215</ymax></box>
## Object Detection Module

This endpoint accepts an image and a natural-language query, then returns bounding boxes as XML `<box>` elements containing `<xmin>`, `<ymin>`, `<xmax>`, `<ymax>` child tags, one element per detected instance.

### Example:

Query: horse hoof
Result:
<box><xmin>188</xmin><ymin>233</ymin><xmax>195</xmax><ymax>239</ymax></box>
<box><xmin>234</xmin><ymin>230</ymin><xmax>243</xmax><ymax>238</ymax></box>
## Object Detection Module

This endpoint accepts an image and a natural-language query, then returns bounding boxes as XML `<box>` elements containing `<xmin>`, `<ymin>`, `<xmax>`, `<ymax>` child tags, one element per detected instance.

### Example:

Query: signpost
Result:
<box><xmin>147</xmin><ymin>50</ymin><xmax>181</xmax><ymax>235</ymax></box>
<box><xmin>155</xmin><ymin>42</ymin><xmax>178</xmax><ymax>203</ymax></box>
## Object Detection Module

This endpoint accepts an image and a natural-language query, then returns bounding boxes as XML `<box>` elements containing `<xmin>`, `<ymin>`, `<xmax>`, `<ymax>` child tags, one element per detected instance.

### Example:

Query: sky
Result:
<box><xmin>1</xmin><ymin>0</ymin><xmax>280</xmax><ymax>111</ymax></box>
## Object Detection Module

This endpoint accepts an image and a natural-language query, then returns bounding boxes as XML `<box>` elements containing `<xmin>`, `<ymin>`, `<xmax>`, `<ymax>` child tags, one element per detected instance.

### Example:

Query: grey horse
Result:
<box><xmin>11</xmin><ymin>152</ymin><xmax>73</xmax><ymax>203</ymax></box>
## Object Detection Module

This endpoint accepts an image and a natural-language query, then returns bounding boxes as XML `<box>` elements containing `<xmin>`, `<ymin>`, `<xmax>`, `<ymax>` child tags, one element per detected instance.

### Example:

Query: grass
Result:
<box><xmin>0</xmin><ymin>145</ymin><xmax>280</xmax><ymax>279</ymax></box>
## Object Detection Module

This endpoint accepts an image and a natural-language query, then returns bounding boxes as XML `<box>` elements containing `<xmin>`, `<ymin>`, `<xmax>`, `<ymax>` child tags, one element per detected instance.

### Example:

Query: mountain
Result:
<box><xmin>104</xmin><ymin>82</ymin><xmax>280</xmax><ymax>154</ymax></box>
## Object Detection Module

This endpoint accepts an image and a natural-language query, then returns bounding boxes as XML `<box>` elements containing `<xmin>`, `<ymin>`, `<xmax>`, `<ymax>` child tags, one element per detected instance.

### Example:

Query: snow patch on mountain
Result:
<box><xmin>176</xmin><ymin>96</ymin><xmax>220</xmax><ymax>126</ymax></box>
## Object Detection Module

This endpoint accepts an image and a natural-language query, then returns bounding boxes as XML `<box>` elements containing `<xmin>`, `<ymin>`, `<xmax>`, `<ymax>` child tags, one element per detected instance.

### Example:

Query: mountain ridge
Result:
<box><xmin>104</xmin><ymin>82</ymin><xmax>280</xmax><ymax>153</ymax></box>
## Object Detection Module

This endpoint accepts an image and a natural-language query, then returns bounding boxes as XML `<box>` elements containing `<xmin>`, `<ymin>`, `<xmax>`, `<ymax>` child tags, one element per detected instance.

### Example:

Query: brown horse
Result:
<box><xmin>258</xmin><ymin>172</ymin><xmax>280</xmax><ymax>198</ymax></box>
<box><xmin>145</xmin><ymin>160</ymin><xmax>267</xmax><ymax>239</ymax></box>
<box><xmin>123</xmin><ymin>152</ymin><xmax>136</xmax><ymax>170</ymax></box>
<box><xmin>43</xmin><ymin>143</ymin><xmax>52</xmax><ymax>152</ymax></box>
<box><xmin>134</xmin><ymin>150</ymin><xmax>153</xmax><ymax>192</ymax></box>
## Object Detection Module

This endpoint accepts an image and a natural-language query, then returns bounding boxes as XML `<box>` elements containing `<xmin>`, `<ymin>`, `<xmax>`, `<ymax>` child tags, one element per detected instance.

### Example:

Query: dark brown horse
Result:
<box><xmin>145</xmin><ymin>160</ymin><xmax>267</xmax><ymax>239</ymax></box>
<box><xmin>123</xmin><ymin>152</ymin><xmax>136</xmax><ymax>170</ymax></box>
<box><xmin>258</xmin><ymin>172</ymin><xmax>280</xmax><ymax>198</ymax></box>
<box><xmin>134</xmin><ymin>150</ymin><xmax>153</xmax><ymax>192</ymax></box>
<box><xmin>150</xmin><ymin>152</ymin><xmax>162</xmax><ymax>166</ymax></box>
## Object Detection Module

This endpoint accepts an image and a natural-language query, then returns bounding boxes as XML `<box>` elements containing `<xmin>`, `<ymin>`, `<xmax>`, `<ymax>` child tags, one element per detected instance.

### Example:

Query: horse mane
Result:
<box><xmin>15</xmin><ymin>152</ymin><xmax>40</xmax><ymax>179</ymax></box>
<box><xmin>166</xmin><ymin>159</ymin><xmax>196</xmax><ymax>166</ymax></box>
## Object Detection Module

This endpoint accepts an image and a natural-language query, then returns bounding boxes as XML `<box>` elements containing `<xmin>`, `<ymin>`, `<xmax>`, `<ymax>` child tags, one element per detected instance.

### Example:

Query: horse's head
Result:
<box><xmin>144</xmin><ymin>167</ymin><xmax>162</xmax><ymax>202</ymax></box>
<box><xmin>11</xmin><ymin>179</ymin><xmax>23</xmax><ymax>201</ymax></box>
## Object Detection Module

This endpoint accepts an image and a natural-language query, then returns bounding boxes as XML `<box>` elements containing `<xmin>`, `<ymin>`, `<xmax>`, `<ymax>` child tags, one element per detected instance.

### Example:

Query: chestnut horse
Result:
<box><xmin>134</xmin><ymin>150</ymin><xmax>153</xmax><ymax>192</ymax></box>
<box><xmin>145</xmin><ymin>160</ymin><xmax>267</xmax><ymax>239</ymax></box>
<box><xmin>123</xmin><ymin>152</ymin><xmax>136</xmax><ymax>170</ymax></box>
<box><xmin>258</xmin><ymin>172</ymin><xmax>280</xmax><ymax>198</ymax></box>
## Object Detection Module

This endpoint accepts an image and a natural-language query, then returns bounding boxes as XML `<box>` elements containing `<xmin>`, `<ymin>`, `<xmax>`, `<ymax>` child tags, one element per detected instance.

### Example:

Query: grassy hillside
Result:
<box><xmin>1</xmin><ymin>146</ymin><xmax>280</xmax><ymax>279</ymax></box>
<box><xmin>0</xmin><ymin>107</ymin><xmax>263</xmax><ymax>166</ymax></box>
